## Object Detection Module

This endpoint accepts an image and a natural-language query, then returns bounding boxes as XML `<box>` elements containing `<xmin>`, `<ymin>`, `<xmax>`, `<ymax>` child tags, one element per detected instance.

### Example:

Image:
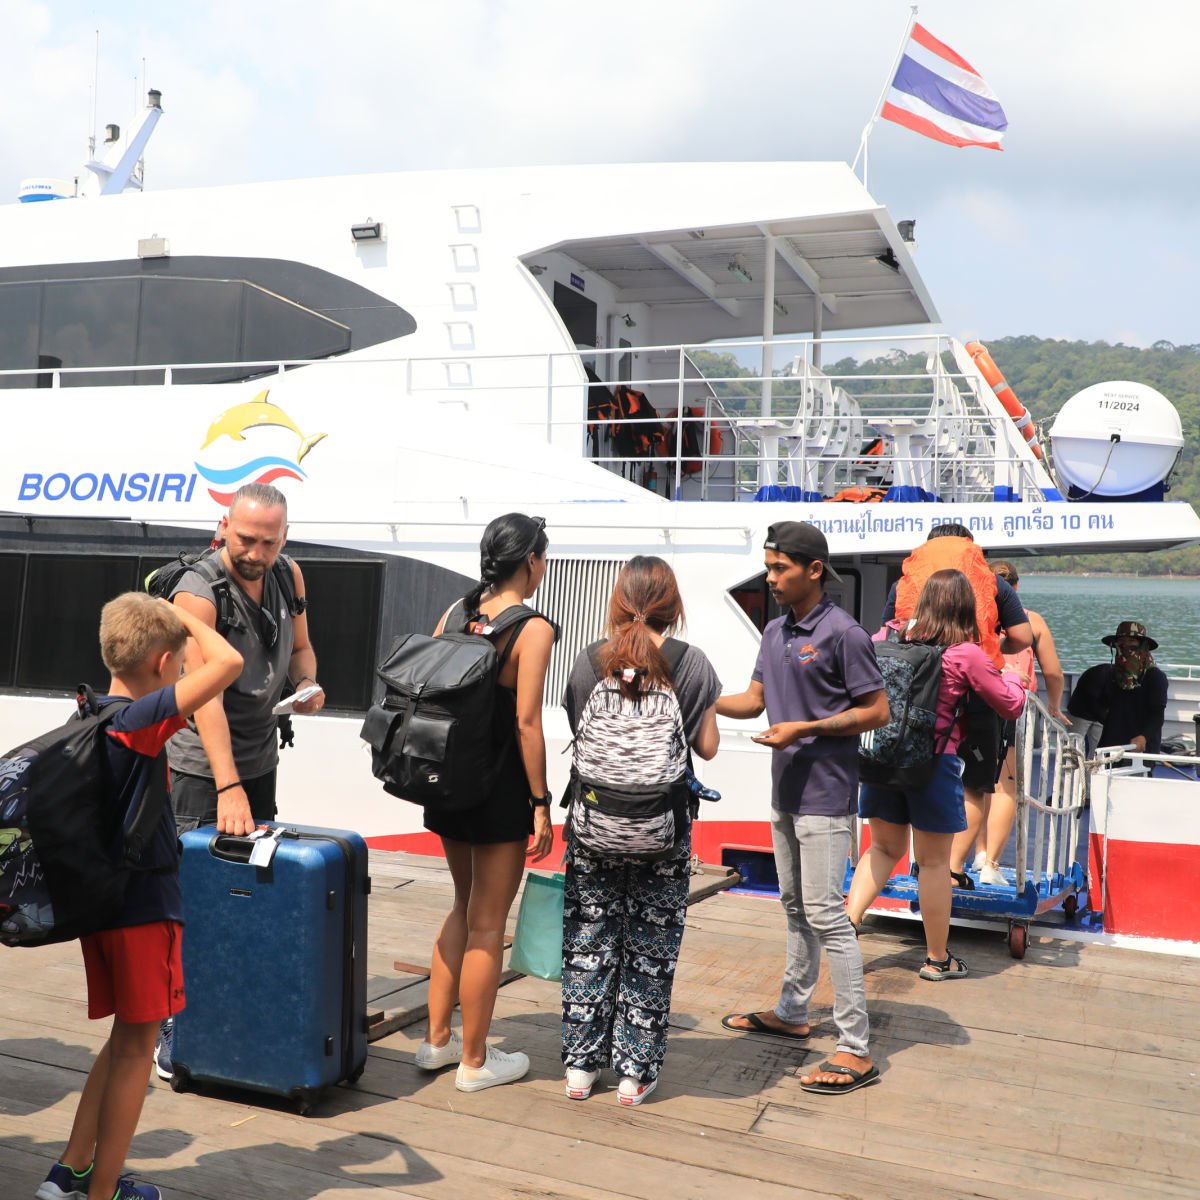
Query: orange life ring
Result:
<box><xmin>965</xmin><ymin>341</ymin><xmax>1043</xmax><ymax>460</ymax></box>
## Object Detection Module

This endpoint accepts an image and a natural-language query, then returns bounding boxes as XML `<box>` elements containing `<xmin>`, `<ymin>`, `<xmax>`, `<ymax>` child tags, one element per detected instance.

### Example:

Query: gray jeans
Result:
<box><xmin>771</xmin><ymin>809</ymin><xmax>870</xmax><ymax>1058</ymax></box>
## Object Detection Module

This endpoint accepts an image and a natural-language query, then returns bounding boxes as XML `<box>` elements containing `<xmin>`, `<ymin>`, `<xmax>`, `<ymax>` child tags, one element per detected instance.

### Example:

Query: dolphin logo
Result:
<box><xmin>201</xmin><ymin>391</ymin><xmax>327</xmax><ymax>463</ymax></box>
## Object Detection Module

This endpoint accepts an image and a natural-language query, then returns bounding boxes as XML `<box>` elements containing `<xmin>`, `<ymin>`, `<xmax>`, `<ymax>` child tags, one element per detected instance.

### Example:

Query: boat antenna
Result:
<box><xmin>88</xmin><ymin>28</ymin><xmax>100</xmax><ymax>159</ymax></box>
<box><xmin>852</xmin><ymin>4</ymin><xmax>917</xmax><ymax>191</ymax></box>
<box><xmin>136</xmin><ymin>57</ymin><xmax>148</xmax><ymax>188</ymax></box>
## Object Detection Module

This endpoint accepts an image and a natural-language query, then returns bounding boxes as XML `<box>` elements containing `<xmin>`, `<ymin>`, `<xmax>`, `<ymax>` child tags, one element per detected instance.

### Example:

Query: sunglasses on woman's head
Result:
<box><xmin>524</xmin><ymin>516</ymin><xmax>546</xmax><ymax>554</ymax></box>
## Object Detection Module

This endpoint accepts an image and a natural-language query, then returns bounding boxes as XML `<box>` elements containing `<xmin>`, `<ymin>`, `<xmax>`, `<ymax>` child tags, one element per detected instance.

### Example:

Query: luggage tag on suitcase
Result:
<box><xmin>247</xmin><ymin>826</ymin><xmax>285</xmax><ymax>867</ymax></box>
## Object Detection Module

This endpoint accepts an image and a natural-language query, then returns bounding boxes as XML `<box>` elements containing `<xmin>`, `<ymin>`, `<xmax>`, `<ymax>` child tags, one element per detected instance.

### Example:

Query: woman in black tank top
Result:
<box><xmin>415</xmin><ymin>513</ymin><xmax>557</xmax><ymax>1093</ymax></box>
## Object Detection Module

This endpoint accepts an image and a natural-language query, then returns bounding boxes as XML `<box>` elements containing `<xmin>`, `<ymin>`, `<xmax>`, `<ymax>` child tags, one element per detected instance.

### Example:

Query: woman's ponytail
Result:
<box><xmin>598</xmin><ymin>556</ymin><xmax>684</xmax><ymax>699</ymax></box>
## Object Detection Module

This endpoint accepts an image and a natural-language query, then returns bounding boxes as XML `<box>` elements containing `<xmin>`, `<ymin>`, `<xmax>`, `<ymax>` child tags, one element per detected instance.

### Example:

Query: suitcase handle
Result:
<box><xmin>208</xmin><ymin>834</ymin><xmax>257</xmax><ymax>863</ymax></box>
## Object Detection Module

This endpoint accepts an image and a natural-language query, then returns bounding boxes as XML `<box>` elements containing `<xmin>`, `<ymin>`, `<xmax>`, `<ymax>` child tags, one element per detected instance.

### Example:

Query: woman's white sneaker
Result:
<box><xmin>617</xmin><ymin>1076</ymin><xmax>657</xmax><ymax>1106</ymax></box>
<box><xmin>977</xmin><ymin>863</ymin><xmax>1008</xmax><ymax>887</ymax></box>
<box><xmin>565</xmin><ymin>1068</ymin><xmax>600</xmax><ymax>1100</ymax></box>
<box><xmin>415</xmin><ymin>1029</ymin><xmax>462</xmax><ymax>1071</ymax></box>
<box><xmin>455</xmin><ymin>1046</ymin><xmax>530</xmax><ymax>1092</ymax></box>
<box><xmin>972</xmin><ymin>850</ymin><xmax>988</xmax><ymax>871</ymax></box>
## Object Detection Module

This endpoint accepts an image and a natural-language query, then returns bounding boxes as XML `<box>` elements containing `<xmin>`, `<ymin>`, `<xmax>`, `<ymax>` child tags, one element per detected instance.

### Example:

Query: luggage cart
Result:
<box><xmin>847</xmin><ymin>692</ymin><xmax>1090</xmax><ymax>958</ymax></box>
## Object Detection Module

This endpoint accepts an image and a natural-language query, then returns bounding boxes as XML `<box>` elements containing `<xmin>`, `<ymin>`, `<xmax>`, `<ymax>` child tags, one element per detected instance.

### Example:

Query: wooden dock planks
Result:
<box><xmin>1</xmin><ymin>849</ymin><xmax>1197</xmax><ymax>1199</ymax></box>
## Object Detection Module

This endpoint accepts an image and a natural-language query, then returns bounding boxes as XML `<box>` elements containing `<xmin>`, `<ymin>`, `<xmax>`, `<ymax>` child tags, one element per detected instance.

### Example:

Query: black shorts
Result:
<box><xmin>423</xmin><ymin>749</ymin><xmax>533</xmax><ymax>846</ymax></box>
<box><xmin>170</xmin><ymin>769</ymin><xmax>278</xmax><ymax>834</ymax></box>
<box><xmin>957</xmin><ymin>700</ymin><xmax>1003</xmax><ymax>793</ymax></box>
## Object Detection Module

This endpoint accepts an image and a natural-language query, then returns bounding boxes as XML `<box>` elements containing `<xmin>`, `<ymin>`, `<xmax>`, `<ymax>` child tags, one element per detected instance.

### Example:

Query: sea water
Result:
<box><xmin>1019</xmin><ymin>574</ymin><xmax>1200</xmax><ymax>675</ymax></box>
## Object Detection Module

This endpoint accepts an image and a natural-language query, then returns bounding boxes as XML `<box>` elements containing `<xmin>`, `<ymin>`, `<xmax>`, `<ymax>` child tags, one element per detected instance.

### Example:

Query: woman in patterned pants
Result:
<box><xmin>560</xmin><ymin>557</ymin><xmax>720</xmax><ymax>1105</ymax></box>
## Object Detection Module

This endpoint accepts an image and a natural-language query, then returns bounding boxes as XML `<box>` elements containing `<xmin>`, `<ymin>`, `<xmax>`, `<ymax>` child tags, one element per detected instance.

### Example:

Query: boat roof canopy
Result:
<box><xmin>523</xmin><ymin>199</ymin><xmax>938</xmax><ymax>342</ymax></box>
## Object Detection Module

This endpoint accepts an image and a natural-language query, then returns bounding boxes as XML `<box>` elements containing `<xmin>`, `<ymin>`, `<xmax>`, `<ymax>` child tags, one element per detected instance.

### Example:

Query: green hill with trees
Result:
<box><xmin>689</xmin><ymin>338</ymin><xmax>1200</xmax><ymax>574</ymax></box>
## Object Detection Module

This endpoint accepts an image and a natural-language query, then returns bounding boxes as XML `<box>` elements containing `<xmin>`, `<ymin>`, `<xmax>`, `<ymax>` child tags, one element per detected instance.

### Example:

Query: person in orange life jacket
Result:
<box><xmin>38</xmin><ymin>594</ymin><xmax>241</xmax><ymax>1200</ymax></box>
<box><xmin>881</xmin><ymin>524</ymin><xmax>1032</xmax><ymax>881</ymax></box>
<box><xmin>972</xmin><ymin>561</ymin><xmax>1067</xmax><ymax>887</ymax></box>
<box><xmin>717</xmin><ymin>522</ymin><xmax>889</xmax><ymax>1096</ymax></box>
<box><xmin>1067</xmin><ymin>620</ymin><xmax>1168</xmax><ymax>755</ymax></box>
<box><xmin>847</xmin><ymin>570</ymin><xmax>1027</xmax><ymax>980</ymax></box>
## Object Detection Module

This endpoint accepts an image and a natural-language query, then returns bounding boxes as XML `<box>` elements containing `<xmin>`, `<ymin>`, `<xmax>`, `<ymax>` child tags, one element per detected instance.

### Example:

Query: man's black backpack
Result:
<box><xmin>858</xmin><ymin>634</ymin><xmax>951</xmax><ymax>791</ymax></box>
<box><xmin>0</xmin><ymin>687</ymin><xmax>168</xmax><ymax>947</ymax></box>
<box><xmin>360</xmin><ymin>603</ymin><xmax>543</xmax><ymax>811</ymax></box>
<box><xmin>145</xmin><ymin>547</ymin><xmax>305</xmax><ymax>636</ymax></box>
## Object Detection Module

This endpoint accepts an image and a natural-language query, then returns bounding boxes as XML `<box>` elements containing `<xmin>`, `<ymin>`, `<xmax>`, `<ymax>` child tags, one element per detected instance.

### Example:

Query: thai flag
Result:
<box><xmin>881</xmin><ymin>23</ymin><xmax>1007</xmax><ymax>150</ymax></box>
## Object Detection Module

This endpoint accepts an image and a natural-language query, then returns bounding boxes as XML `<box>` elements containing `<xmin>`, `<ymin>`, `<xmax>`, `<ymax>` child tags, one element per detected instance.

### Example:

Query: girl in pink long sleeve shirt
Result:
<box><xmin>847</xmin><ymin>569</ymin><xmax>1027</xmax><ymax>982</ymax></box>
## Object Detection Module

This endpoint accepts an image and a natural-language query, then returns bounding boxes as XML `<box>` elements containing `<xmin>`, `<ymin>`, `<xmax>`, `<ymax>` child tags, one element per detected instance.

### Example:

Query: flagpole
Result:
<box><xmin>852</xmin><ymin>4</ymin><xmax>918</xmax><ymax>191</ymax></box>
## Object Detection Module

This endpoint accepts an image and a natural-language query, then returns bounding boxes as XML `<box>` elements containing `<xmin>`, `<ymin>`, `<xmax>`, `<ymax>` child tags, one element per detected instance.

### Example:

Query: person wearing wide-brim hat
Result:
<box><xmin>1067</xmin><ymin>620</ymin><xmax>1168</xmax><ymax>754</ymax></box>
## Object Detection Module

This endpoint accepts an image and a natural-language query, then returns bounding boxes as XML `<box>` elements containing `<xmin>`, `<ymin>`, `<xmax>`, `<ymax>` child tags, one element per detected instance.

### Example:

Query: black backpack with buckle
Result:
<box><xmin>361</xmin><ymin>603</ymin><xmax>547</xmax><ymax>810</ymax></box>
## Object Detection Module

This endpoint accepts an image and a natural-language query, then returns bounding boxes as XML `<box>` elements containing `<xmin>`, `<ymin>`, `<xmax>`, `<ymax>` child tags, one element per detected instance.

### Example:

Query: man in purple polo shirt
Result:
<box><xmin>717</xmin><ymin>521</ymin><xmax>888</xmax><ymax>1095</ymax></box>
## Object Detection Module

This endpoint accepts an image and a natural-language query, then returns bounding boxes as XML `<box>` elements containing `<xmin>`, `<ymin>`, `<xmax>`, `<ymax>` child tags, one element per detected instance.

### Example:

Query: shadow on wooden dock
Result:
<box><xmin>3</xmin><ymin>850</ymin><xmax>1199</xmax><ymax>1199</ymax></box>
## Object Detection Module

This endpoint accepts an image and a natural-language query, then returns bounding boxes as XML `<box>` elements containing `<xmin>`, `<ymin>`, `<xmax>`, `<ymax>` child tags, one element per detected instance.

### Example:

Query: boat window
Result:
<box><xmin>41</xmin><ymin>279</ymin><xmax>140</xmax><ymax>388</ymax></box>
<box><xmin>136</xmin><ymin>276</ymin><xmax>243</xmax><ymax>380</ymax></box>
<box><xmin>241</xmin><ymin>286</ymin><xmax>349</xmax><ymax>369</ymax></box>
<box><xmin>17</xmin><ymin>555</ymin><xmax>140</xmax><ymax>688</ymax></box>
<box><xmin>0</xmin><ymin>283</ymin><xmax>40</xmax><ymax>387</ymax></box>
<box><xmin>290</xmin><ymin>558</ymin><xmax>383</xmax><ymax>711</ymax></box>
<box><xmin>0</xmin><ymin>549</ymin><xmax>384</xmax><ymax>711</ymax></box>
<box><xmin>728</xmin><ymin>568</ymin><xmax>863</xmax><ymax>633</ymax></box>
<box><xmin>0</xmin><ymin>555</ymin><xmax>23</xmax><ymax>685</ymax></box>
<box><xmin>0</xmin><ymin>257</ymin><xmax>415</xmax><ymax>387</ymax></box>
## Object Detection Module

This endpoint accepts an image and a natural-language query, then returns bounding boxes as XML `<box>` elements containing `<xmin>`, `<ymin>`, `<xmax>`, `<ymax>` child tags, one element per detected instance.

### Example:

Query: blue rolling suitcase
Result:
<box><xmin>172</xmin><ymin>822</ymin><xmax>370</xmax><ymax>1114</ymax></box>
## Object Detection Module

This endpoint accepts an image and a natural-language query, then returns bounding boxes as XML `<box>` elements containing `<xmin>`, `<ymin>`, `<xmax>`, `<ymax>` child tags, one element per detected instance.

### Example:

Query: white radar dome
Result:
<box><xmin>1048</xmin><ymin>381</ymin><xmax>1183</xmax><ymax>497</ymax></box>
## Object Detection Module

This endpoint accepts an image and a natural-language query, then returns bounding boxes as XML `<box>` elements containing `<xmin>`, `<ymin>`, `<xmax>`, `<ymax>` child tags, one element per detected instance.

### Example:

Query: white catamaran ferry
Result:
<box><xmin>3</xmin><ymin>93</ymin><xmax>1198</xmax><ymax>951</ymax></box>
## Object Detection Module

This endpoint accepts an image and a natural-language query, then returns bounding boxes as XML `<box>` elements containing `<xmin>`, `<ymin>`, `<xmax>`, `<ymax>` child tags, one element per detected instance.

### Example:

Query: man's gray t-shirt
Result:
<box><xmin>563</xmin><ymin>640</ymin><xmax>721</xmax><ymax>744</ymax></box>
<box><xmin>166</xmin><ymin>561</ymin><xmax>295</xmax><ymax>780</ymax></box>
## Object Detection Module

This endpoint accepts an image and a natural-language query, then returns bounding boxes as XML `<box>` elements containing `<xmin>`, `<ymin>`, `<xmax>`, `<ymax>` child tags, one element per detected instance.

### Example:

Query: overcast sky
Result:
<box><xmin>2</xmin><ymin>0</ymin><xmax>1196</xmax><ymax>348</ymax></box>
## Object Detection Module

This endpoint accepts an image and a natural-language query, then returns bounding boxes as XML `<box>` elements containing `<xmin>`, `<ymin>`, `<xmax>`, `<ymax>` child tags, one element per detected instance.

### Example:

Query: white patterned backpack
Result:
<box><xmin>565</xmin><ymin>638</ymin><xmax>691</xmax><ymax>861</ymax></box>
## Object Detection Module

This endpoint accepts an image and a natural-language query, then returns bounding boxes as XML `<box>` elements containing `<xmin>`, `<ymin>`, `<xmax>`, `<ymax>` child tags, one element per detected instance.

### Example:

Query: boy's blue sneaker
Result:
<box><xmin>35</xmin><ymin>1161</ymin><xmax>92</xmax><ymax>1199</ymax></box>
<box><xmin>153</xmin><ymin>1017</ymin><xmax>174</xmax><ymax>1082</ymax></box>
<box><xmin>112</xmin><ymin>1177</ymin><xmax>162</xmax><ymax>1200</ymax></box>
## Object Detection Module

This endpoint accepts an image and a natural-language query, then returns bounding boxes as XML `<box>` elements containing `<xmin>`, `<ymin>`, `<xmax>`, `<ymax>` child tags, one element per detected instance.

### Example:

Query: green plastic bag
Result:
<box><xmin>508</xmin><ymin>871</ymin><xmax>565</xmax><ymax>981</ymax></box>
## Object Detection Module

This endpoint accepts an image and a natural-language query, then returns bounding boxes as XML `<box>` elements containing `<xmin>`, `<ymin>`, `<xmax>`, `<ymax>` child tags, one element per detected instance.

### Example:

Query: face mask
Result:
<box><xmin>1113</xmin><ymin>644</ymin><xmax>1153</xmax><ymax>689</ymax></box>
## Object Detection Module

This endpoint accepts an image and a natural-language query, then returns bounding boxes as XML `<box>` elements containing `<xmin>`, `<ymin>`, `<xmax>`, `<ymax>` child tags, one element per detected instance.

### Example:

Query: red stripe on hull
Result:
<box><xmin>1090</xmin><ymin>833</ymin><xmax>1200</xmax><ymax>942</ymax></box>
<box><xmin>366</xmin><ymin>821</ymin><xmax>774</xmax><ymax>866</ymax></box>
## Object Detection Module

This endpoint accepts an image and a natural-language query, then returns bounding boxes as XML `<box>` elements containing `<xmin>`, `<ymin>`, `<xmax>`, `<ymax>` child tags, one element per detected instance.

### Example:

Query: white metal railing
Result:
<box><xmin>1012</xmin><ymin>691</ymin><xmax>1089</xmax><ymax>896</ymax></box>
<box><xmin>1087</xmin><ymin>746</ymin><xmax>1200</xmax><ymax>924</ymax></box>
<box><xmin>0</xmin><ymin>331</ymin><xmax>1056</xmax><ymax>504</ymax></box>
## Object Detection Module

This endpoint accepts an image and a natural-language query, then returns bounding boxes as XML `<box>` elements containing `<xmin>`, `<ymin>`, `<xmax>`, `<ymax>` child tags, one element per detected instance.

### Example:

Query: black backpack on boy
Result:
<box><xmin>361</xmin><ymin>603</ymin><xmax>544</xmax><ymax>810</ymax></box>
<box><xmin>858</xmin><ymin>633</ymin><xmax>951</xmax><ymax>791</ymax></box>
<box><xmin>0</xmin><ymin>687</ymin><xmax>169</xmax><ymax>947</ymax></box>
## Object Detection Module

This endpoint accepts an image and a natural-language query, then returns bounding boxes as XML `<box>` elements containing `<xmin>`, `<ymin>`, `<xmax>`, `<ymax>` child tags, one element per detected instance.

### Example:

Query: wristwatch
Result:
<box><xmin>529</xmin><ymin>792</ymin><xmax>552</xmax><ymax>808</ymax></box>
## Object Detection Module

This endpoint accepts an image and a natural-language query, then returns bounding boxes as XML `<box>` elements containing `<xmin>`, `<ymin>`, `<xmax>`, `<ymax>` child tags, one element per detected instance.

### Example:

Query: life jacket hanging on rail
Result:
<box><xmin>610</xmin><ymin>386</ymin><xmax>666</xmax><ymax>459</ymax></box>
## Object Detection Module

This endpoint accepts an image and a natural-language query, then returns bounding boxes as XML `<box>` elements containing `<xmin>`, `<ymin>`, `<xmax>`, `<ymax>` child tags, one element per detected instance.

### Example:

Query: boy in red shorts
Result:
<box><xmin>38</xmin><ymin>594</ymin><xmax>241</xmax><ymax>1200</ymax></box>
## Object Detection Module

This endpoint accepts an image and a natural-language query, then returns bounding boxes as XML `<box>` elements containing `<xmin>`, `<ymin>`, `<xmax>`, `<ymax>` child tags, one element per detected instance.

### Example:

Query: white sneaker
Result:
<box><xmin>978</xmin><ymin>863</ymin><xmax>1008</xmax><ymax>887</ymax></box>
<box><xmin>455</xmin><ymin>1045</ymin><xmax>530</xmax><ymax>1092</ymax></box>
<box><xmin>565</xmin><ymin>1067</ymin><xmax>600</xmax><ymax>1100</ymax></box>
<box><xmin>415</xmin><ymin>1029</ymin><xmax>462</xmax><ymax>1071</ymax></box>
<box><xmin>617</xmin><ymin>1075</ymin><xmax>657</xmax><ymax>1106</ymax></box>
<box><xmin>972</xmin><ymin>851</ymin><xmax>988</xmax><ymax>871</ymax></box>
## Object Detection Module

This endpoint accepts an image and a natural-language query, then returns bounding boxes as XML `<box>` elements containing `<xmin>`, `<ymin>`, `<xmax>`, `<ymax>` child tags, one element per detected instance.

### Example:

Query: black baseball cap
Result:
<box><xmin>763</xmin><ymin>521</ymin><xmax>844</xmax><ymax>583</ymax></box>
